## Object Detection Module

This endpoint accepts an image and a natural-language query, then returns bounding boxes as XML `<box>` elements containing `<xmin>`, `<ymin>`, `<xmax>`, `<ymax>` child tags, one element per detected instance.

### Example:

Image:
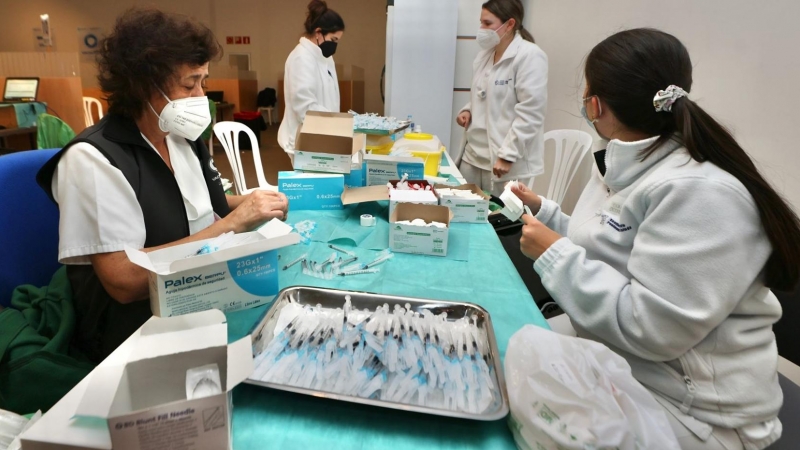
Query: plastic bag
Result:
<box><xmin>504</xmin><ymin>325</ymin><xmax>680</xmax><ymax>450</ymax></box>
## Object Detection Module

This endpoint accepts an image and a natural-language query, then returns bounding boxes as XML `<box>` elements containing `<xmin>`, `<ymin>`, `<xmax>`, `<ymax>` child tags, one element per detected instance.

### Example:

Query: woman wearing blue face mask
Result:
<box><xmin>278</xmin><ymin>0</ymin><xmax>345</xmax><ymax>158</ymax></box>
<box><xmin>455</xmin><ymin>0</ymin><xmax>548</xmax><ymax>197</ymax></box>
<box><xmin>512</xmin><ymin>28</ymin><xmax>800</xmax><ymax>449</ymax></box>
<box><xmin>36</xmin><ymin>8</ymin><xmax>288</xmax><ymax>362</ymax></box>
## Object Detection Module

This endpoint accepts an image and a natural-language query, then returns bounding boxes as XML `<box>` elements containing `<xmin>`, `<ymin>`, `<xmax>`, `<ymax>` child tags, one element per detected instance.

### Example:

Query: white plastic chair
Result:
<box><xmin>258</xmin><ymin>106</ymin><xmax>275</xmax><ymax>125</ymax></box>
<box><xmin>82</xmin><ymin>97</ymin><xmax>104</xmax><ymax>127</ymax></box>
<box><xmin>212</xmin><ymin>121</ymin><xmax>277</xmax><ymax>194</ymax></box>
<box><xmin>539</xmin><ymin>129</ymin><xmax>594</xmax><ymax>205</ymax></box>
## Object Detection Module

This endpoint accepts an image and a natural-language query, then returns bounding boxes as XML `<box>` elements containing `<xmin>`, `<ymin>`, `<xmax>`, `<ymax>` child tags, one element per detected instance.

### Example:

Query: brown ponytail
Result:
<box><xmin>482</xmin><ymin>0</ymin><xmax>534</xmax><ymax>43</ymax></box>
<box><xmin>304</xmin><ymin>0</ymin><xmax>344</xmax><ymax>35</ymax></box>
<box><xmin>586</xmin><ymin>28</ymin><xmax>800</xmax><ymax>290</ymax></box>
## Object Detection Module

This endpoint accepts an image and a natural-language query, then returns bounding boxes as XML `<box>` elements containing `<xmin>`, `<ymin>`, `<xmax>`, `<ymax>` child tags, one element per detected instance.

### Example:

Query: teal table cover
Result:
<box><xmin>226</xmin><ymin>202</ymin><xmax>548</xmax><ymax>449</ymax></box>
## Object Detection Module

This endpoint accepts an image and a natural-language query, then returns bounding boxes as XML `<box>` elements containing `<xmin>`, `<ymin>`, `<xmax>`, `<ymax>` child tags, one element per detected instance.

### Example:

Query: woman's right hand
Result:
<box><xmin>510</xmin><ymin>182</ymin><xmax>542</xmax><ymax>215</ymax></box>
<box><xmin>456</xmin><ymin>110</ymin><xmax>471</xmax><ymax>129</ymax></box>
<box><xmin>224</xmin><ymin>190</ymin><xmax>288</xmax><ymax>232</ymax></box>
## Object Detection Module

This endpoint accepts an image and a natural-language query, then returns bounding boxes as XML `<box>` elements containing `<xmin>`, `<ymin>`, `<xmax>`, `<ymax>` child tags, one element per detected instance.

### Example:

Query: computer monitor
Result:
<box><xmin>3</xmin><ymin>78</ymin><xmax>39</xmax><ymax>102</ymax></box>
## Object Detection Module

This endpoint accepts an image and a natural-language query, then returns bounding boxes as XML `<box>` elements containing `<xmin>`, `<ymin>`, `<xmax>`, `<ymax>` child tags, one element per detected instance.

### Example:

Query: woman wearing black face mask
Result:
<box><xmin>278</xmin><ymin>0</ymin><xmax>345</xmax><ymax>158</ymax></box>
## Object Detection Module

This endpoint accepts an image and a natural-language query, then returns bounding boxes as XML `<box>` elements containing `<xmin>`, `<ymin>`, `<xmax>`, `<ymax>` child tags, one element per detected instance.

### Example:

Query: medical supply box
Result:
<box><xmin>364</xmin><ymin>153</ymin><xmax>425</xmax><ymax>186</ymax></box>
<box><xmin>293</xmin><ymin>111</ymin><xmax>366</xmax><ymax>174</ymax></box>
<box><xmin>279</xmin><ymin>171</ymin><xmax>345</xmax><ymax>210</ymax></box>
<box><xmin>343</xmin><ymin>151</ymin><xmax>366</xmax><ymax>188</ymax></box>
<box><xmin>387</xmin><ymin>180</ymin><xmax>438</xmax><ymax>217</ymax></box>
<box><xmin>389</xmin><ymin>203</ymin><xmax>452</xmax><ymax>257</ymax></box>
<box><xmin>20</xmin><ymin>309</ymin><xmax>252</xmax><ymax>450</ymax></box>
<box><xmin>125</xmin><ymin>220</ymin><xmax>300</xmax><ymax>318</ymax></box>
<box><xmin>435</xmin><ymin>183</ymin><xmax>491</xmax><ymax>223</ymax></box>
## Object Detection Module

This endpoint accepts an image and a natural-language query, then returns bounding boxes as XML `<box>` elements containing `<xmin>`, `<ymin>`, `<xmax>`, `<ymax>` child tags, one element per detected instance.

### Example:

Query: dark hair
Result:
<box><xmin>585</xmin><ymin>28</ymin><xmax>800</xmax><ymax>290</ymax></box>
<box><xmin>304</xmin><ymin>0</ymin><xmax>345</xmax><ymax>36</ymax></box>
<box><xmin>482</xmin><ymin>0</ymin><xmax>534</xmax><ymax>43</ymax></box>
<box><xmin>97</xmin><ymin>8</ymin><xmax>222</xmax><ymax>119</ymax></box>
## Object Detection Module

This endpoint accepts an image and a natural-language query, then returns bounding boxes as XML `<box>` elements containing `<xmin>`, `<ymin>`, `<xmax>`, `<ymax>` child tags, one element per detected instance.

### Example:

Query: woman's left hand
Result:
<box><xmin>493</xmin><ymin>158</ymin><xmax>513</xmax><ymax>178</ymax></box>
<box><xmin>520</xmin><ymin>214</ymin><xmax>562</xmax><ymax>260</ymax></box>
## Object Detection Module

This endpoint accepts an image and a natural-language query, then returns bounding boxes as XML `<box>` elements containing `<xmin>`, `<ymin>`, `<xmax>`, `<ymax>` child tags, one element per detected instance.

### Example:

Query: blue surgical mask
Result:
<box><xmin>581</xmin><ymin>96</ymin><xmax>602</xmax><ymax>134</ymax></box>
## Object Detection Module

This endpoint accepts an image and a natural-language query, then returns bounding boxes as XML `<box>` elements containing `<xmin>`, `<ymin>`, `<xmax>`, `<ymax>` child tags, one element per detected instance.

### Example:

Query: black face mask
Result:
<box><xmin>318</xmin><ymin>39</ymin><xmax>337</xmax><ymax>58</ymax></box>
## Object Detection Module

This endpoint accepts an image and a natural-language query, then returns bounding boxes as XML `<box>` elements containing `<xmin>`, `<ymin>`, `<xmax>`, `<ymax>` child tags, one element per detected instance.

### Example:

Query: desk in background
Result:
<box><xmin>0</xmin><ymin>103</ymin><xmax>46</xmax><ymax>151</ymax></box>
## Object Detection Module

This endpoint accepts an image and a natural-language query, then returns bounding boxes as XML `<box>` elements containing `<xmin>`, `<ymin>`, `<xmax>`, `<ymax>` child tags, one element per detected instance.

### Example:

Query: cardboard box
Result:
<box><xmin>389</xmin><ymin>203</ymin><xmax>453</xmax><ymax>257</ymax></box>
<box><xmin>125</xmin><ymin>220</ymin><xmax>300</xmax><ymax>317</ymax></box>
<box><xmin>278</xmin><ymin>171</ymin><xmax>344</xmax><ymax>210</ymax></box>
<box><xmin>387</xmin><ymin>180</ymin><xmax>438</xmax><ymax>217</ymax></box>
<box><xmin>364</xmin><ymin>154</ymin><xmax>425</xmax><ymax>186</ymax></box>
<box><xmin>293</xmin><ymin>111</ymin><xmax>366</xmax><ymax>174</ymax></box>
<box><xmin>341</xmin><ymin>184</ymin><xmax>389</xmax><ymax>206</ymax></box>
<box><xmin>343</xmin><ymin>152</ymin><xmax>366</xmax><ymax>188</ymax></box>
<box><xmin>21</xmin><ymin>310</ymin><xmax>252</xmax><ymax>450</ymax></box>
<box><xmin>435</xmin><ymin>183</ymin><xmax>491</xmax><ymax>223</ymax></box>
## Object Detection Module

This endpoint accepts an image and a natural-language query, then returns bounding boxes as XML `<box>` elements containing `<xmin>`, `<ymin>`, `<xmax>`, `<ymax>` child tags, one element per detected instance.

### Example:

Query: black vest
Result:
<box><xmin>37</xmin><ymin>114</ymin><xmax>230</xmax><ymax>362</ymax></box>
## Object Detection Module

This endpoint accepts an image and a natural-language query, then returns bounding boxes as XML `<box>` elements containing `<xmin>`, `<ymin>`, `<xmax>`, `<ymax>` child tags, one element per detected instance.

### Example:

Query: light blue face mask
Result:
<box><xmin>581</xmin><ymin>95</ymin><xmax>602</xmax><ymax>133</ymax></box>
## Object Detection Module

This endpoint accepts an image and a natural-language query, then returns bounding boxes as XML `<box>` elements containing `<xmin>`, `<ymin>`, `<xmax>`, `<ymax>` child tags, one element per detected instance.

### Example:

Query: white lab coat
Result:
<box><xmin>458</xmin><ymin>33</ymin><xmax>548</xmax><ymax>182</ymax></box>
<box><xmin>278</xmin><ymin>37</ymin><xmax>340</xmax><ymax>154</ymax></box>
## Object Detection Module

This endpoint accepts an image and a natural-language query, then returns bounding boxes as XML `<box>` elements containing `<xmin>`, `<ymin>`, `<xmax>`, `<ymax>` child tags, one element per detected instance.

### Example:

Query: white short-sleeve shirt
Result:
<box><xmin>52</xmin><ymin>133</ymin><xmax>215</xmax><ymax>264</ymax></box>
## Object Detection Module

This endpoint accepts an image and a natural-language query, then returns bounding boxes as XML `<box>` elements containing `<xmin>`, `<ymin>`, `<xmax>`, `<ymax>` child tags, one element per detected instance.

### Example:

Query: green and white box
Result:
<box><xmin>435</xmin><ymin>183</ymin><xmax>490</xmax><ymax>223</ymax></box>
<box><xmin>293</xmin><ymin>111</ymin><xmax>366</xmax><ymax>174</ymax></box>
<box><xmin>389</xmin><ymin>203</ymin><xmax>452</xmax><ymax>257</ymax></box>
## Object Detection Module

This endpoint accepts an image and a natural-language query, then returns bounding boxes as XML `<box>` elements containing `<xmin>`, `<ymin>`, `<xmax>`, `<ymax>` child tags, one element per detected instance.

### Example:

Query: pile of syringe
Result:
<box><xmin>282</xmin><ymin>245</ymin><xmax>394</xmax><ymax>279</ymax></box>
<box><xmin>349</xmin><ymin>111</ymin><xmax>406</xmax><ymax>131</ymax></box>
<box><xmin>252</xmin><ymin>296</ymin><xmax>496</xmax><ymax>414</ymax></box>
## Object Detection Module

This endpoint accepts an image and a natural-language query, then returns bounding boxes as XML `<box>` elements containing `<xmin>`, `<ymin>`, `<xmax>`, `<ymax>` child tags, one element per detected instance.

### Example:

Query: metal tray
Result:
<box><xmin>246</xmin><ymin>286</ymin><xmax>509</xmax><ymax>421</ymax></box>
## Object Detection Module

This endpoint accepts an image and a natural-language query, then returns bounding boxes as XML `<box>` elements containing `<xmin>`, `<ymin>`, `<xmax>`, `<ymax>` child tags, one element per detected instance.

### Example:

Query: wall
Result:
<box><xmin>0</xmin><ymin>0</ymin><xmax>386</xmax><ymax>114</ymax></box>
<box><xmin>524</xmin><ymin>0</ymin><xmax>800</xmax><ymax>210</ymax></box>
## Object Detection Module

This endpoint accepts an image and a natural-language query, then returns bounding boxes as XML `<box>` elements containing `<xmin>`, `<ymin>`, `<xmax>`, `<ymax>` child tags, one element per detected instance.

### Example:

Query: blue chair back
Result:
<box><xmin>0</xmin><ymin>149</ymin><xmax>61</xmax><ymax>307</ymax></box>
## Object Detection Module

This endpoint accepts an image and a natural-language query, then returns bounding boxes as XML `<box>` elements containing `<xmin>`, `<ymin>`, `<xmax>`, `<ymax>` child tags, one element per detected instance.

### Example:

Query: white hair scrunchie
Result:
<box><xmin>653</xmin><ymin>85</ymin><xmax>689</xmax><ymax>112</ymax></box>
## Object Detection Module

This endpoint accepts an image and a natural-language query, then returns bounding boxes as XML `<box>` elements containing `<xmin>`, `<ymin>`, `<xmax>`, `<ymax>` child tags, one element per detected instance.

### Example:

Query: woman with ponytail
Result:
<box><xmin>455</xmin><ymin>0</ymin><xmax>547</xmax><ymax>196</ymax></box>
<box><xmin>278</xmin><ymin>0</ymin><xmax>344</xmax><ymax>157</ymax></box>
<box><xmin>511</xmin><ymin>28</ymin><xmax>799</xmax><ymax>449</ymax></box>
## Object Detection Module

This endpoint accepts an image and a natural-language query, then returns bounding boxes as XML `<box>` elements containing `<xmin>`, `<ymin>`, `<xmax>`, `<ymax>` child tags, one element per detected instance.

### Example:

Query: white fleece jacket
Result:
<box><xmin>533</xmin><ymin>136</ymin><xmax>783</xmax><ymax>449</ymax></box>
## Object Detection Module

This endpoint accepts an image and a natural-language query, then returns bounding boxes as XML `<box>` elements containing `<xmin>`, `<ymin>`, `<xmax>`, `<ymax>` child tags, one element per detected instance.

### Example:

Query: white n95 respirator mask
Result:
<box><xmin>476</xmin><ymin>21</ymin><xmax>509</xmax><ymax>50</ymax></box>
<box><xmin>149</xmin><ymin>90</ymin><xmax>211</xmax><ymax>141</ymax></box>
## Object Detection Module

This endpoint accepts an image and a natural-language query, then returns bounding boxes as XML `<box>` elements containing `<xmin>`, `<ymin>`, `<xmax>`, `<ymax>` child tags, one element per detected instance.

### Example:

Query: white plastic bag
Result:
<box><xmin>504</xmin><ymin>325</ymin><xmax>680</xmax><ymax>450</ymax></box>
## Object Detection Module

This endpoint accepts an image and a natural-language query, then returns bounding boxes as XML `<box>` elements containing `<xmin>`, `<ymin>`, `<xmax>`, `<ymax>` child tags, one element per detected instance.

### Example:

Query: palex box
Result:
<box><xmin>293</xmin><ymin>111</ymin><xmax>366</xmax><ymax>174</ymax></box>
<box><xmin>364</xmin><ymin>153</ymin><xmax>425</xmax><ymax>186</ymax></box>
<box><xmin>278</xmin><ymin>171</ymin><xmax>344</xmax><ymax>210</ymax></box>
<box><xmin>21</xmin><ymin>310</ymin><xmax>252</xmax><ymax>450</ymax></box>
<box><xmin>435</xmin><ymin>183</ymin><xmax>491</xmax><ymax>223</ymax></box>
<box><xmin>343</xmin><ymin>151</ymin><xmax>366</xmax><ymax>188</ymax></box>
<box><xmin>389</xmin><ymin>203</ymin><xmax>453</xmax><ymax>257</ymax></box>
<box><xmin>125</xmin><ymin>220</ymin><xmax>300</xmax><ymax>317</ymax></box>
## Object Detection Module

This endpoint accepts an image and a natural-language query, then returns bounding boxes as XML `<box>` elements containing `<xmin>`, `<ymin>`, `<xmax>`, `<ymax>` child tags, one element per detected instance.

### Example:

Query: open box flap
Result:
<box><xmin>73</xmin><ymin>310</ymin><xmax>229</xmax><ymax>419</ymax></box>
<box><xmin>226</xmin><ymin>337</ymin><xmax>255</xmax><ymax>390</ymax></box>
<box><xmin>434</xmin><ymin>183</ymin><xmax>490</xmax><ymax>201</ymax></box>
<box><xmin>341</xmin><ymin>185</ymin><xmax>389</xmax><ymax>205</ymax></box>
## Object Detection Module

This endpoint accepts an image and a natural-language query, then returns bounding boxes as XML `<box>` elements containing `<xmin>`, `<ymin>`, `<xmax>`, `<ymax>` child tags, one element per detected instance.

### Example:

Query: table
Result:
<box><xmin>216</xmin><ymin>101</ymin><xmax>235</xmax><ymax>122</ymax></box>
<box><xmin>0</xmin><ymin>126</ymin><xmax>37</xmax><ymax>151</ymax></box>
<box><xmin>225</xmin><ymin>160</ymin><xmax>548</xmax><ymax>449</ymax></box>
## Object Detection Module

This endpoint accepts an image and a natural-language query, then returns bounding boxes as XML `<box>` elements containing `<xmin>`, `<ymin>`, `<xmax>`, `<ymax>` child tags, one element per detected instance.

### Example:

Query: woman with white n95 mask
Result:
<box><xmin>278</xmin><ymin>0</ymin><xmax>345</xmax><ymax>159</ymax></box>
<box><xmin>35</xmin><ymin>8</ymin><xmax>288</xmax><ymax>363</ymax></box>
<box><xmin>455</xmin><ymin>0</ymin><xmax>548</xmax><ymax>197</ymax></box>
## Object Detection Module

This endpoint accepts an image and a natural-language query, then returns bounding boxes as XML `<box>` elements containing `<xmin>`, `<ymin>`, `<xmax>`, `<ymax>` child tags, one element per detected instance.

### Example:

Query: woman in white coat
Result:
<box><xmin>278</xmin><ymin>0</ymin><xmax>344</xmax><ymax>157</ymax></box>
<box><xmin>456</xmin><ymin>0</ymin><xmax>547</xmax><ymax>197</ymax></box>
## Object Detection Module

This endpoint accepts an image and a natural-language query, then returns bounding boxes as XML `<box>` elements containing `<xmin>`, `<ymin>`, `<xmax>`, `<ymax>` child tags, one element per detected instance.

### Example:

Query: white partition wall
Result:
<box><xmin>525</xmin><ymin>0</ymin><xmax>800</xmax><ymax>210</ymax></box>
<box><xmin>384</xmin><ymin>0</ymin><xmax>458</xmax><ymax>150</ymax></box>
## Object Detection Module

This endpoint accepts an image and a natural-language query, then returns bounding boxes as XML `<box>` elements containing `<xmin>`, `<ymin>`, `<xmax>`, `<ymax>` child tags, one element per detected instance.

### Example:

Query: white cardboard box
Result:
<box><xmin>364</xmin><ymin>153</ymin><xmax>425</xmax><ymax>186</ymax></box>
<box><xmin>435</xmin><ymin>183</ymin><xmax>491</xmax><ymax>223</ymax></box>
<box><xmin>387</xmin><ymin>180</ymin><xmax>438</xmax><ymax>217</ymax></box>
<box><xmin>389</xmin><ymin>203</ymin><xmax>453</xmax><ymax>257</ymax></box>
<box><xmin>21</xmin><ymin>310</ymin><xmax>253</xmax><ymax>450</ymax></box>
<box><xmin>125</xmin><ymin>220</ymin><xmax>300</xmax><ymax>317</ymax></box>
<box><xmin>293</xmin><ymin>111</ymin><xmax>366</xmax><ymax>174</ymax></box>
